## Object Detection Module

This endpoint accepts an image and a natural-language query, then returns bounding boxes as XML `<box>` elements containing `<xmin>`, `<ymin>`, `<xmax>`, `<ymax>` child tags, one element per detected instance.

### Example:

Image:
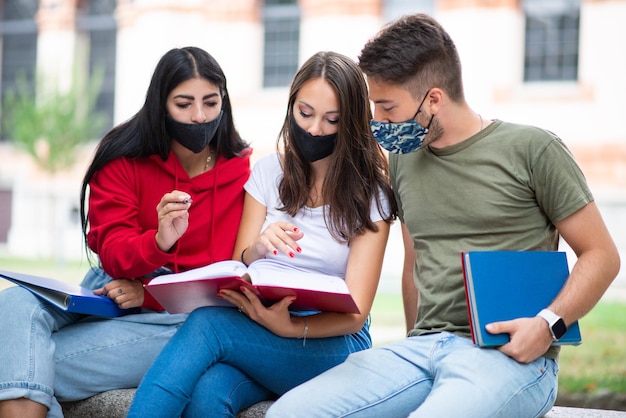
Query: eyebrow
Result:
<box><xmin>371</xmin><ymin>98</ymin><xmax>395</xmax><ymax>106</ymax></box>
<box><xmin>173</xmin><ymin>92</ymin><xmax>220</xmax><ymax>100</ymax></box>
<box><xmin>297</xmin><ymin>100</ymin><xmax>339</xmax><ymax>115</ymax></box>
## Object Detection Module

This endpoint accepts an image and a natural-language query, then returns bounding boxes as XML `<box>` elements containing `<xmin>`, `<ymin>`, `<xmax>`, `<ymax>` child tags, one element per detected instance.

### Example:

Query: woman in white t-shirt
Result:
<box><xmin>128</xmin><ymin>51</ymin><xmax>397</xmax><ymax>418</ymax></box>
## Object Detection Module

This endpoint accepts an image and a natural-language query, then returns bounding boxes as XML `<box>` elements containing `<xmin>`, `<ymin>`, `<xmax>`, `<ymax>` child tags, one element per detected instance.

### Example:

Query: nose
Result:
<box><xmin>306</xmin><ymin>118</ymin><xmax>324</xmax><ymax>136</ymax></box>
<box><xmin>191</xmin><ymin>104</ymin><xmax>208</xmax><ymax>123</ymax></box>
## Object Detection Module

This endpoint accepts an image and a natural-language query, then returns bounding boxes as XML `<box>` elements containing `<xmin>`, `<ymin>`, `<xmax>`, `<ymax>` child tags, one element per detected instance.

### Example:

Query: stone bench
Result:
<box><xmin>61</xmin><ymin>389</ymin><xmax>626</xmax><ymax>417</ymax></box>
<box><xmin>61</xmin><ymin>389</ymin><xmax>273</xmax><ymax>417</ymax></box>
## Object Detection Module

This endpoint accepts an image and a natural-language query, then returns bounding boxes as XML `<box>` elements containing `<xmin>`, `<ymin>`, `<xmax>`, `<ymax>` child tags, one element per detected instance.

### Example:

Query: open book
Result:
<box><xmin>461</xmin><ymin>250</ymin><xmax>582</xmax><ymax>347</ymax></box>
<box><xmin>0</xmin><ymin>269</ymin><xmax>139</xmax><ymax>318</ymax></box>
<box><xmin>144</xmin><ymin>258</ymin><xmax>360</xmax><ymax>314</ymax></box>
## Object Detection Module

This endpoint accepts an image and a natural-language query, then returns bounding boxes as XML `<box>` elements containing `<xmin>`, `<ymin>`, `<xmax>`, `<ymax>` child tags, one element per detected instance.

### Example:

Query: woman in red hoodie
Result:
<box><xmin>0</xmin><ymin>47</ymin><xmax>250</xmax><ymax>418</ymax></box>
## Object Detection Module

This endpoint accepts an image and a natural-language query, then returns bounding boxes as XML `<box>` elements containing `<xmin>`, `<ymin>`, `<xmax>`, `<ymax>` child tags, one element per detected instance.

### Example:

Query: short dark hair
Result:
<box><xmin>358</xmin><ymin>13</ymin><xmax>465</xmax><ymax>102</ymax></box>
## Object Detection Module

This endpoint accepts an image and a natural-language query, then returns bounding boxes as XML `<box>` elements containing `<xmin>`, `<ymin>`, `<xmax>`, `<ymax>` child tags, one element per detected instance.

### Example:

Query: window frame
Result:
<box><xmin>262</xmin><ymin>0</ymin><xmax>300</xmax><ymax>88</ymax></box>
<box><xmin>523</xmin><ymin>0</ymin><xmax>581</xmax><ymax>82</ymax></box>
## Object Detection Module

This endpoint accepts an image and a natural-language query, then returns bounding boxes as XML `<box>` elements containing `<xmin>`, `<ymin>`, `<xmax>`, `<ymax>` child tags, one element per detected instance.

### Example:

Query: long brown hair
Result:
<box><xmin>277</xmin><ymin>51</ymin><xmax>397</xmax><ymax>243</ymax></box>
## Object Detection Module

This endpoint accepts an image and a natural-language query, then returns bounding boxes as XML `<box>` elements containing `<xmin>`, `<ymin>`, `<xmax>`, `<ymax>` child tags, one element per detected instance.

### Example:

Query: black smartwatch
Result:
<box><xmin>537</xmin><ymin>309</ymin><xmax>567</xmax><ymax>341</ymax></box>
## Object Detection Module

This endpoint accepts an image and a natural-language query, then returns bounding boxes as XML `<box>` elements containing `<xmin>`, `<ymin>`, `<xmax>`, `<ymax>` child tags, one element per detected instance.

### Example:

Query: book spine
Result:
<box><xmin>461</xmin><ymin>252</ymin><xmax>478</xmax><ymax>345</ymax></box>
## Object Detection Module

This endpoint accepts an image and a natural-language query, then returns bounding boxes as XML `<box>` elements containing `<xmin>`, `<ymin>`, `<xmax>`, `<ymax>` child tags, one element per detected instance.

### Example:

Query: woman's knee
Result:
<box><xmin>185</xmin><ymin>306</ymin><xmax>237</xmax><ymax>330</ymax></box>
<box><xmin>0</xmin><ymin>287</ymin><xmax>44</xmax><ymax>320</ymax></box>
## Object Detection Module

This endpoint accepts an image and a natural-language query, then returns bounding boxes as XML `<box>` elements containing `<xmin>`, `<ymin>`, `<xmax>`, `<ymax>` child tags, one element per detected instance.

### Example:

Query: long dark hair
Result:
<box><xmin>79</xmin><ymin>46</ymin><xmax>247</xmax><ymax>253</ymax></box>
<box><xmin>277</xmin><ymin>51</ymin><xmax>397</xmax><ymax>243</ymax></box>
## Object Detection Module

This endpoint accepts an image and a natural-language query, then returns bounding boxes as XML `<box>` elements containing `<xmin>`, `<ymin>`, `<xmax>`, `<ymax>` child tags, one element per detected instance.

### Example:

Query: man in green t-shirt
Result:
<box><xmin>266</xmin><ymin>13</ymin><xmax>620</xmax><ymax>418</ymax></box>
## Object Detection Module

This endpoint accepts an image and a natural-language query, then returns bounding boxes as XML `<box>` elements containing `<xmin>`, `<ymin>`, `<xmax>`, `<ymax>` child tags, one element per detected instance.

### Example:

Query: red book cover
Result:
<box><xmin>145</xmin><ymin>259</ymin><xmax>359</xmax><ymax>314</ymax></box>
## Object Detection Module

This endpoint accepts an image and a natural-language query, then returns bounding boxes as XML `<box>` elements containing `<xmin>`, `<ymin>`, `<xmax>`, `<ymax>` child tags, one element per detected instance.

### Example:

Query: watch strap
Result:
<box><xmin>537</xmin><ymin>308</ymin><xmax>567</xmax><ymax>340</ymax></box>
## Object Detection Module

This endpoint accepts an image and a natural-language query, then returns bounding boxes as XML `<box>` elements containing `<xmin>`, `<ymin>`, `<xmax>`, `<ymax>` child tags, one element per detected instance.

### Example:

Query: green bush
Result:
<box><xmin>2</xmin><ymin>69</ymin><xmax>106</xmax><ymax>173</ymax></box>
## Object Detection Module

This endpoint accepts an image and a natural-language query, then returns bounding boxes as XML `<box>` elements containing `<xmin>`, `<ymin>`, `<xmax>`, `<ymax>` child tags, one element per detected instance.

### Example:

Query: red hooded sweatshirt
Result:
<box><xmin>86</xmin><ymin>148</ymin><xmax>251</xmax><ymax>311</ymax></box>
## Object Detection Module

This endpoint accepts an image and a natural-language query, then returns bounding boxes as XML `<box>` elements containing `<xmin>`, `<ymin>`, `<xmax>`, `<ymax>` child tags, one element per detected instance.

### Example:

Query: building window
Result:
<box><xmin>523</xmin><ymin>0</ymin><xmax>580</xmax><ymax>82</ymax></box>
<box><xmin>76</xmin><ymin>0</ymin><xmax>117</xmax><ymax>136</ymax></box>
<box><xmin>0</xmin><ymin>0</ymin><xmax>38</xmax><ymax>141</ymax></box>
<box><xmin>263</xmin><ymin>0</ymin><xmax>300</xmax><ymax>88</ymax></box>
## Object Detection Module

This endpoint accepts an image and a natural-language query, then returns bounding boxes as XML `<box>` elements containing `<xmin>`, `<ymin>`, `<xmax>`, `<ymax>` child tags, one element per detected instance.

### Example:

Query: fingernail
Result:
<box><xmin>296</xmin><ymin>247</ymin><xmax>302</xmax><ymax>253</ymax></box>
<box><xmin>240</xmin><ymin>286</ymin><xmax>248</xmax><ymax>292</ymax></box>
<box><xmin>293</xmin><ymin>227</ymin><xmax>299</xmax><ymax>232</ymax></box>
<box><xmin>289</xmin><ymin>252</ymin><xmax>294</xmax><ymax>258</ymax></box>
<box><xmin>273</xmin><ymin>250</ymin><xmax>278</xmax><ymax>256</ymax></box>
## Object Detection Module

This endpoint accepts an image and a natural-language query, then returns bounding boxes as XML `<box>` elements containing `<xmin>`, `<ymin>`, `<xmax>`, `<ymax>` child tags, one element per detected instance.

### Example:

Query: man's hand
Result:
<box><xmin>486</xmin><ymin>316</ymin><xmax>553</xmax><ymax>363</ymax></box>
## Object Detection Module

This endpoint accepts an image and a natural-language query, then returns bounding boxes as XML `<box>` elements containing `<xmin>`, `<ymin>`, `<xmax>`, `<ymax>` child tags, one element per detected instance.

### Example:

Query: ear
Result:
<box><xmin>425</xmin><ymin>87</ymin><xmax>444</xmax><ymax>114</ymax></box>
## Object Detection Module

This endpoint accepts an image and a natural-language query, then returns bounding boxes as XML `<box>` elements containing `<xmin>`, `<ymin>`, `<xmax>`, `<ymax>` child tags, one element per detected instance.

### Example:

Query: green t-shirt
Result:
<box><xmin>390</xmin><ymin>120</ymin><xmax>593</xmax><ymax>357</ymax></box>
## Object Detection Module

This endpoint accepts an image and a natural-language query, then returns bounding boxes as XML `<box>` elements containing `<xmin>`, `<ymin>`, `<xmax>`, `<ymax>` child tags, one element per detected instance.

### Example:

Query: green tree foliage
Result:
<box><xmin>2</xmin><ymin>68</ymin><xmax>107</xmax><ymax>173</ymax></box>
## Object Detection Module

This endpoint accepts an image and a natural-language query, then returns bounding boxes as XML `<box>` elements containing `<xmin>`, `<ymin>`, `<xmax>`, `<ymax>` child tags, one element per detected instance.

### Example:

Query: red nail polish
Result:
<box><xmin>273</xmin><ymin>250</ymin><xmax>278</xmax><ymax>255</ymax></box>
<box><xmin>296</xmin><ymin>247</ymin><xmax>302</xmax><ymax>253</ymax></box>
<box><xmin>293</xmin><ymin>227</ymin><xmax>299</xmax><ymax>232</ymax></box>
<box><xmin>289</xmin><ymin>252</ymin><xmax>295</xmax><ymax>258</ymax></box>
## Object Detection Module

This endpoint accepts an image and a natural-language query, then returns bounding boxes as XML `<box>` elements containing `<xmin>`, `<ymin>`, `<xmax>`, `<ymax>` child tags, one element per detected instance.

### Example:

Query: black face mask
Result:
<box><xmin>165</xmin><ymin>111</ymin><xmax>223</xmax><ymax>153</ymax></box>
<box><xmin>291</xmin><ymin>113</ymin><xmax>337</xmax><ymax>162</ymax></box>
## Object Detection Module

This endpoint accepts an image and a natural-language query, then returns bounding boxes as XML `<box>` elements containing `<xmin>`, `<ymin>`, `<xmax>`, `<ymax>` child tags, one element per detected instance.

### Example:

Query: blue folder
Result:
<box><xmin>0</xmin><ymin>269</ymin><xmax>138</xmax><ymax>318</ymax></box>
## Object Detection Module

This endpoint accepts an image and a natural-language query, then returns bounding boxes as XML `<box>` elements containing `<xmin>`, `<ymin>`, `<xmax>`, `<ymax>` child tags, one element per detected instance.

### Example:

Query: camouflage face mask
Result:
<box><xmin>370</xmin><ymin>90</ymin><xmax>432</xmax><ymax>154</ymax></box>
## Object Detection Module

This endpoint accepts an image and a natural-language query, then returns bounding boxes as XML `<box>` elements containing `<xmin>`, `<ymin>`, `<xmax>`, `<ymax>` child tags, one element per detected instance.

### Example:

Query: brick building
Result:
<box><xmin>0</xmin><ymin>0</ymin><xmax>624</xmax><ymax>268</ymax></box>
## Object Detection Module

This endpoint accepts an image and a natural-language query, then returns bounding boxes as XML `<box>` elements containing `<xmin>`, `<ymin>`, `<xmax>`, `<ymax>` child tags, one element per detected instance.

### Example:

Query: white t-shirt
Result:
<box><xmin>245</xmin><ymin>152</ymin><xmax>390</xmax><ymax>279</ymax></box>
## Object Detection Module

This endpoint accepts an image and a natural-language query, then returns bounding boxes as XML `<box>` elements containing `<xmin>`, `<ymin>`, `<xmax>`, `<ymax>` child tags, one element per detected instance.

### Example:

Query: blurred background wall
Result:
<box><xmin>0</xmin><ymin>0</ymin><xmax>624</xmax><ymax>289</ymax></box>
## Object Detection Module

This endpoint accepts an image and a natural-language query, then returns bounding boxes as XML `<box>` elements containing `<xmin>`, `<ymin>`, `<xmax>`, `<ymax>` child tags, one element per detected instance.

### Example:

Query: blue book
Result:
<box><xmin>461</xmin><ymin>251</ymin><xmax>582</xmax><ymax>347</ymax></box>
<box><xmin>0</xmin><ymin>269</ymin><xmax>139</xmax><ymax>318</ymax></box>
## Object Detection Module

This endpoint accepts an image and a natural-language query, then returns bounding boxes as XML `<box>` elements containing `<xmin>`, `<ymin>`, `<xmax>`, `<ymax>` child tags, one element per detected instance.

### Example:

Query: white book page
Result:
<box><xmin>148</xmin><ymin>260</ymin><xmax>248</xmax><ymax>285</ymax></box>
<box><xmin>246</xmin><ymin>259</ymin><xmax>348</xmax><ymax>293</ymax></box>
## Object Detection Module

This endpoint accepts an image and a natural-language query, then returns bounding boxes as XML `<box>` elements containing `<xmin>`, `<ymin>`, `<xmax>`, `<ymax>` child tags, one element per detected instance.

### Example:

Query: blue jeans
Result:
<box><xmin>267</xmin><ymin>332</ymin><xmax>558</xmax><ymax>418</ymax></box>
<box><xmin>0</xmin><ymin>267</ymin><xmax>187</xmax><ymax>418</ymax></box>
<box><xmin>127</xmin><ymin>306</ymin><xmax>372</xmax><ymax>418</ymax></box>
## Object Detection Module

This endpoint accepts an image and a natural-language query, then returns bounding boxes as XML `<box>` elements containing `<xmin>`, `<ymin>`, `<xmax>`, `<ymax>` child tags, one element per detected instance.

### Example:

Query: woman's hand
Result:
<box><xmin>218</xmin><ymin>287</ymin><xmax>302</xmax><ymax>337</ymax></box>
<box><xmin>95</xmin><ymin>279</ymin><xmax>145</xmax><ymax>309</ymax></box>
<box><xmin>154</xmin><ymin>190</ymin><xmax>192</xmax><ymax>252</ymax></box>
<box><xmin>247</xmin><ymin>222</ymin><xmax>304</xmax><ymax>262</ymax></box>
